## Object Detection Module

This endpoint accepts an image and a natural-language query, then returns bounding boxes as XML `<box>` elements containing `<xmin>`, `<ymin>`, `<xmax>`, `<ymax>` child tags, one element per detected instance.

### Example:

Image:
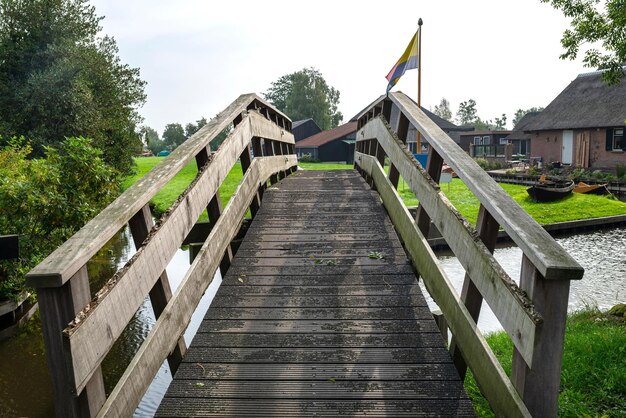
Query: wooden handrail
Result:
<box><xmin>25</xmin><ymin>93</ymin><xmax>296</xmax><ymax>418</ymax></box>
<box><xmin>354</xmin><ymin>94</ymin><xmax>585</xmax><ymax>417</ymax></box>
<box><xmin>356</xmin><ymin>119</ymin><xmax>541</xmax><ymax>366</ymax></box>
<box><xmin>355</xmin><ymin>152</ymin><xmax>531</xmax><ymax>418</ymax></box>
<box><xmin>360</xmin><ymin>92</ymin><xmax>583</xmax><ymax>281</ymax></box>
<box><xmin>97</xmin><ymin>155</ymin><xmax>296</xmax><ymax>417</ymax></box>
<box><xmin>26</xmin><ymin>93</ymin><xmax>292</xmax><ymax>288</ymax></box>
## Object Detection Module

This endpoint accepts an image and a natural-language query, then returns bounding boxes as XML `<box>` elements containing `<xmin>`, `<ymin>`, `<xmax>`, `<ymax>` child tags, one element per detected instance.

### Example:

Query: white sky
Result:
<box><xmin>92</xmin><ymin>0</ymin><xmax>588</xmax><ymax>132</ymax></box>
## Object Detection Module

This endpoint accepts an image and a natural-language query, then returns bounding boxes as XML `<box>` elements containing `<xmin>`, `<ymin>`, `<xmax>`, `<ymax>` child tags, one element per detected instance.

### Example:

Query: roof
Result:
<box><xmin>523</xmin><ymin>69</ymin><xmax>626</xmax><ymax>131</ymax></box>
<box><xmin>459</xmin><ymin>130</ymin><xmax>512</xmax><ymax>137</ymax></box>
<box><xmin>506</xmin><ymin>112</ymin><xmax>541</xmax><ymax>140</ymax></box>
<box><xmin>295</xmin><ymin>122</ymin><xmax>357</xmax><ymax>148</ymax></box>
<box><xmin>292</xmin><ymin>118</ymin><xmax>316</xmax><ymax>129</ymax></box>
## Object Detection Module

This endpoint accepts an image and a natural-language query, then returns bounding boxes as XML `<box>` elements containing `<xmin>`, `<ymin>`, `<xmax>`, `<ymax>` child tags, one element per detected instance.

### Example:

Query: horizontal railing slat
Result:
<box><xmin>385</xmin><ymin>93</ymin><xmax>582</xmax><ymax>281</ymax></box>
<box><xmin>355</xmin><ymin>124</ymin><xmax>540</xmax><ymax>366</ymax></box>
<box><xmin>96</xmin><ymin>155</ymin><xmax>297</xmax><ymax>418</ymax></box>
<box><xmin>26</xmin><ymin>94</ymin><xmax>293</xmax><ymax>288</ymax></box>
<box><xmin>355</xmin><ymin>154</ymin><xmax>531</xmax><ymax>418</ymax></box>
<box><xmin>61</xmin><ymin>114</ymin><xmax>291</xmax><ymax>394</ymax></box>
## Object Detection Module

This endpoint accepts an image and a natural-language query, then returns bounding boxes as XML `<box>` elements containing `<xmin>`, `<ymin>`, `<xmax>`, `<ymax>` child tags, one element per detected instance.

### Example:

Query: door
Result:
<box><xmin>562</xmin><ymin>130</ymin><xmax>573</xmax><ymax>165</ymax></box>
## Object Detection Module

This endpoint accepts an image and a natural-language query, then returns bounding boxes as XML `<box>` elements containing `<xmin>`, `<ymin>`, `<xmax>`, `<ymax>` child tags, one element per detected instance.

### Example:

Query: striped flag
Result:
<box><xmin>385</xmin><ymin>31</ymin><xmax>419</xmax><ymax>93</ymax></box>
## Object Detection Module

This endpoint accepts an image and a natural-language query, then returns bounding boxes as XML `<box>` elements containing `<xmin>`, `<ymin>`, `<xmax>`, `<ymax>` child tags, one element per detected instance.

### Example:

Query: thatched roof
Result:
<box><xmin>506</xmin><ymin>112</ymin><xmax>541</xmax><ymax>140</ymax></box>
<box><xmin>523</xmin><ymin>70</ymin><xmax>626</xmax><ymax>131</ymax></box>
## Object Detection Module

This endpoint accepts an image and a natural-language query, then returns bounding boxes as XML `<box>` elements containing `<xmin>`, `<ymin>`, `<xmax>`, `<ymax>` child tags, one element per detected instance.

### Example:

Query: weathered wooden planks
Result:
<box><xmin>356</xmin><ymin>126</ymin><xmax>542</xmax><ymax>367</ymax></box>
<box><xmin>157</xmin><ymin>170</ymin><xmax>475</xmax><ymax>417</ymax></box>
<box><xmin>355</xmin><ymin>154</ymin><xmax>531</xmax><ymax>418</ymax></box>
<box><xmin>95</xmin><ymin>156</ymin><xmax>296</xmax><ymax>417</ymax></box>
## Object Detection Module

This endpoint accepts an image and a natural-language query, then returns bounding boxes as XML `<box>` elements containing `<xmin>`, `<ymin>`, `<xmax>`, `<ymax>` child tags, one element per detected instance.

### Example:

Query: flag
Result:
<box><xmin>385</xmin><ymin>31</ymin><xmax>419</xmax><ymax>93</ymax></box>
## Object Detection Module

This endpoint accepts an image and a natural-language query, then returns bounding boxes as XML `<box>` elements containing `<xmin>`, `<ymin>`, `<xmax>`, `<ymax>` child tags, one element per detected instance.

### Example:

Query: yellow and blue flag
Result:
<box><xmin>386</xmin><ymin>31</ymin><xmax>419</xmax><ymax>93</ymax></box>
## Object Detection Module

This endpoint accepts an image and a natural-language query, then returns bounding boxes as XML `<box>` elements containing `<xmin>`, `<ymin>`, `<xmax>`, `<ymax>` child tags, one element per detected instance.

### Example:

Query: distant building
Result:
<box><xmin>295</xmin><ymin>122</ymin><xmax>357</xmax><ymax>163</ymax></box>
<box><xmin>458</xmin><ymin>130</ymin><xmax>513</xmax><ymax>155</ymax></box>
<box><xmin>521</xmin><ymin>69</ymin><xmax>626</xmax><ymax>169</ymax></box>
<box><xmin>504</xmin><ymin>112</ymin><xmax>542</xmax><ymax>158</ymax></box>
<box><xmin>292</xmin><ymin>118</ymin><xmax>322</xmax><ymax>142</ymax></box>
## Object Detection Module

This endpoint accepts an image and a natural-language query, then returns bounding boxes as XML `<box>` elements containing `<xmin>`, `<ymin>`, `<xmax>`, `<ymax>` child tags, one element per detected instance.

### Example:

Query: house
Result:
<box><xmin>521</xmin><ymin>69</ymin><xmax>626</xmax><ymax>169</ymax></box>
<box><xmin>504</xmin><ymin>112</ymin><xmax>542</xmax><ymax>158</ymax></box>
<box><xmin>295</xmin><ymin>122</ymin><xmax>357</xmax><ymax>163</ymax></box>
<box><xmin>458</xmin><ymin>130</ymin><xmax>512</xmax><ymax>154</ymax></box>
<box><xmin>292</xmin><ymin>118</ymin><xmax>322</xmax><ymax>142</ymax></box>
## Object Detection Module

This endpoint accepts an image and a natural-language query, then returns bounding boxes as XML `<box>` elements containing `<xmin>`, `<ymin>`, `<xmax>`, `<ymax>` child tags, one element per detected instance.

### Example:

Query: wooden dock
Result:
<box><xmin>156</xmin><ymin>170</ymin><xmax>475</xmax><ymax>417</ymax></box>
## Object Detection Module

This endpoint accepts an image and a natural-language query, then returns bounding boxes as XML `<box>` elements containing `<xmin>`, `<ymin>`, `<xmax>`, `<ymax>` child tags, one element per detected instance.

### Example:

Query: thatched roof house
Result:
<box><xmin>522</xmin><ymin>70</ymin><xmax>625</xmax><ymax>169</ymax></box>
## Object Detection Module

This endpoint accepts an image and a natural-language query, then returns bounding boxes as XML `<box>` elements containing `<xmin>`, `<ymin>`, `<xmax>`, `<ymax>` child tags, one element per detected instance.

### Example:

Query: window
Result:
<box><xmin>613</xmin><ymin>128</ymin><xmax>623</xmax><ymax>150</ymax></box>
<box><xmin>483</xmin><ymin>135</ymin><xmax>490</xmax><ymax>144</ymax></box>
<box><xmin>473</xmin><ymin>136</ymin><xmax>481</xmax><ymax>145</ymax></box>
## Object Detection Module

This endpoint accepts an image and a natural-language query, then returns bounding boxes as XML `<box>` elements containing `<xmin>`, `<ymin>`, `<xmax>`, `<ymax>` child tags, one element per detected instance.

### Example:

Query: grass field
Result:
<box><xmin>465</xmin><ymin>309</ymin><xmax>626</xmax><ymax>417</ymax></box>
<box><xmin>123</xmin><ymin>157</ymin><xmax>626</xmax><ymax>225</ymax></box>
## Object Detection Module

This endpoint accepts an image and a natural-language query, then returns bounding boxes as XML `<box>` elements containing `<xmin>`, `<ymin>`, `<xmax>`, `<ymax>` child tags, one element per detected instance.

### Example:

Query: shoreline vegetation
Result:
<box><xmin>123</xmin><ymin>157</ymin><xmax>626</xmax><ymax>224</ymax></box>
<box><xmin>466</xmin><ymin>307</ymin><xmax>626</xmax><ymax>417</ymax></box>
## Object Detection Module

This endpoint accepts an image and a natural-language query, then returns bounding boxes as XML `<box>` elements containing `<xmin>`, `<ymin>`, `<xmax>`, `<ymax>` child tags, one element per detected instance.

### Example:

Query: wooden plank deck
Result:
<box><xmin>157</xmin><ymin>170</ymin><xmax>475</xmax><ymax>417</ymax></box>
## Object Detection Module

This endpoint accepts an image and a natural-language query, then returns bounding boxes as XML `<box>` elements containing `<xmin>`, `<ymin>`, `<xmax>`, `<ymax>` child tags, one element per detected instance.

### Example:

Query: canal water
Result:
<box><xmin>0</xmin><ymin>225</ymin><xmax>624</xmax><ymax>417</ymax></box>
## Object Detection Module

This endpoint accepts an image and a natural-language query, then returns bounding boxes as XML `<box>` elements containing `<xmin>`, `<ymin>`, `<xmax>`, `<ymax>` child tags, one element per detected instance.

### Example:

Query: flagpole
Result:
<box><xmin>417</xmin><ymin>18</ymin><xmax>423</xmax><ymax>153</ymax></box>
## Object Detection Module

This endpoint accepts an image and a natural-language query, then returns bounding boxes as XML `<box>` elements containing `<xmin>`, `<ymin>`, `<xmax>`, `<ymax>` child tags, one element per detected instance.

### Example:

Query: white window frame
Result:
<box><xmin>613</xmin><ymin>128</ymin><xmax>623</xmax><ymax>150</ymax></box>
<box><xmin>473</xmin><ymin>136</ymin><xmax>482</xmax><ymax>145</ymax></box>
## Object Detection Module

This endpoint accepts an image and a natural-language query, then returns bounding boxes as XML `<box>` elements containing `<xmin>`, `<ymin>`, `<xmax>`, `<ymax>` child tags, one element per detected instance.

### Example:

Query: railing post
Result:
<box><xmin>128</xmin><ymin>204</ymin><xmax>187</xmax><ymax>373</ymax></box>
<box><xmin>448</xmin><ymin>205</ymin><xmax>500</xmax><ymax>379</ymax></box>
<box><xmin>415</xmin><ymin>147</ymin><xmax>443</xmax><ymax>235</ymax></box>
<box><xmin>37</xmin><ymin>266</ymin><xmax>105</xmax><ymax>418</ymax></box>
<box><xmin>512</xmin><ymin>255</ymin><xmax>570</xmax><ymax>418</ymax></box>
<box><xmin>240</xmin><ymin>144</ymin><xmax>261</xmax><ymax>218</ymax></box>
<box><xmin>388</xmin><ymin>113</ymin><xmax>409</xmax><ymax>188</ymax></box>
<box><xmin>252</xmin><ymin>137</ymin><xmax>267</xmax><ymax>198</ymax></box>
<box><xmin>195</xmin><ymin>146</ymin><xmax>233</xmax><ymax>274</ymax></box>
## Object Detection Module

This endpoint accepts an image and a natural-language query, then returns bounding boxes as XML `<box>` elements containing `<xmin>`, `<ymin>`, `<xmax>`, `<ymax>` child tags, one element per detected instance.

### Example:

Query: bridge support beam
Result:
<box><xmin>511</xmin><ymin>256</ymin><xmax>570</xmax><ymax>418</ymax></box>
<box><xmin>38</xmin><ymin>267</ymin><xmax>105</xmax><ymax>418</ymax></box>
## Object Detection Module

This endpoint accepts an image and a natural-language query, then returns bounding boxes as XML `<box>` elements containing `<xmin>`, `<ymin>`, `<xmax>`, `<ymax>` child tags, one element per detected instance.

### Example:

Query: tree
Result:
<box><xmin>456</xmin><ymin>99</ymin><xmax>478</xmax><ymax>125</ymax></box>
<box><xmin>494</xmin><ymin>114</ymin><xmax>507</xmax><ymax>130</ymax></box>
<box><xmin>433</xmin><ymin>98</ymin><xmax>452</xmax><ymax>121</ymax></box>
<box><xmin>162</xmin><ymin>123</ymin><xmax>186</xmax><ymax>150</ymax></box>
<box><xmin>542</xmin><ymin>0</ymin><xmax>626</xmax><ymax>84</ymax></box>
<box><xmin>185</xmin><ymin>117</ymin><xmax>208</xmax><ymax>139</ymax></box>
<box><xmin>513</xmin><ymin>107</ymin><xmax>544</xmax><ymax>127</ymax></box>
<box><xmin>0</xmin><ymin>0</ymin><xmax>146</xmax><ymax>173</ymax></box>
<box><xmin>139</xmin><ymin>126</ymin><xmax>164</xmax><ymax>155</ymax></box>
<box><xmin>264</xmin><ymin>67</ymin><xmax>343</xmax><ymax>130</ymax></box>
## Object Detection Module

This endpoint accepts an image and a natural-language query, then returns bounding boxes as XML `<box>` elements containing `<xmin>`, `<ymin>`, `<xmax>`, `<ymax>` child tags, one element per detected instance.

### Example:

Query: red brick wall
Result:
<box><xmin>589</xmin><ymin>128</ymin><xmax>626</xmax><ymax>169</ymax></box>
<box><xmin>530</xmin><ymin>130</ymin><xmax>562</xmax><ymax>164</ymax></box>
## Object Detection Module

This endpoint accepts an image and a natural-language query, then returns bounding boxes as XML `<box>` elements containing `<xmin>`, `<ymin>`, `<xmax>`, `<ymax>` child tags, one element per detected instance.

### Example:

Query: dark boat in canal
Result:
<box><xmin>526</xmin><ymin>178</ymin><xmax>575</xmax><ymax>202</ymax></box>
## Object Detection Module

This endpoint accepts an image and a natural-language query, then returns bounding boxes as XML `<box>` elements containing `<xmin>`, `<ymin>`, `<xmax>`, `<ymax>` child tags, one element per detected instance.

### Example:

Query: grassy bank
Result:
<box><xmin>465</xmin><ymin>308</ymin><xmax>626</xmax><ymax>417</ymax></box>
<box><xmin>123</xmin><ymin>158</ymin><xmax>626</xmax><ymax>224</ymax></box>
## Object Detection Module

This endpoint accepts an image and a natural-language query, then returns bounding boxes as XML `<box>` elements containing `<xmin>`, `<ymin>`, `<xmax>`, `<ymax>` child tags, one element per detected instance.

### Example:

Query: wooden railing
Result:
<box><xmin>26</xmin><ymin>93</ymin><xmax>297</xmax><ymax>418</ymax></box>
<box><xmin>354</xmin><ymin>92</ymin><xmax>583</xmax><ymax>418</ymax></box>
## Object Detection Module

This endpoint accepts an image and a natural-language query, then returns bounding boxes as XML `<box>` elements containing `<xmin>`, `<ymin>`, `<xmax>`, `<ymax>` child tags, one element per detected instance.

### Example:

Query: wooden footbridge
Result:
<box><xmin>27</xmin><ymin>93</ymin><xmax>583</xmax><ymax>417</ymax></box>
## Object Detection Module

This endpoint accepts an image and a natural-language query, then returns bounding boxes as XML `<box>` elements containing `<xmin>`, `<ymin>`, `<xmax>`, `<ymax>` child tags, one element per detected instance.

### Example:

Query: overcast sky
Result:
<box><xmin>92</xmin><ymin>0</ymin><xmax>588</xmax><ymax>133</ymax></box>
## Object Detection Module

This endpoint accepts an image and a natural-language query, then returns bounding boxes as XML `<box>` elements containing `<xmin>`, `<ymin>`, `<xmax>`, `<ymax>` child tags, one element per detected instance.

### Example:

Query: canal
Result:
<box><xmin>0</xmin><ymin>225</ymin><xmax>624</xmax><ymax>417</ymax></box>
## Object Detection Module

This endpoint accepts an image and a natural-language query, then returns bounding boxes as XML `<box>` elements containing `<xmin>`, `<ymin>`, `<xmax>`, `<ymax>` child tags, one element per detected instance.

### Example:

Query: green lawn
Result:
<box><xmin>123</xmin><ymin>157</ymin><xmax>626</xmax><ymax>225</ymax></box>
<box><xmin>465</xmin><ymin>309</ymin><xmax>626</xmax><ymax>417</ymax></box>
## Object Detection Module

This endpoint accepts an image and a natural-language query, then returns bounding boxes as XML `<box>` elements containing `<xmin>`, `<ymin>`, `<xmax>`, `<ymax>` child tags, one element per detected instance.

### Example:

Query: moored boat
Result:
<box><xmin>573</xmin><ymin>182</ymin><xmax>610</xmax><ymax>195</ymax></box>
<box><xmin>526</xmin><ymin>179</ymin><xmax>575</xmax><ymax>202</ymax></box>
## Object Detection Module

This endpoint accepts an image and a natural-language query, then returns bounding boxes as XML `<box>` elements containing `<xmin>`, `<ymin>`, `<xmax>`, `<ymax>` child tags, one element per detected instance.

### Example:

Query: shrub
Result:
<box><xmin>298</xmin><ymin>153</ymin><xmax>319</xmax><ymax>163</ymax></box>
<box><xmin>0</xmin><ymin>136</ymin><xmax>120</xmax><ymax>300</ymax></box>
<box><xmin>616</xmin><ymin>164</ymin><xmax>626</xmax><ymax>179</ymax></box>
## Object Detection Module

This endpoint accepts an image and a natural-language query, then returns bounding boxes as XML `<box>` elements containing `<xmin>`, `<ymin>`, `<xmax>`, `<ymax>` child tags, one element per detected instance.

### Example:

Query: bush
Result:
<box><xmin>298</xmin><ymin>153</ymin><xmax>319</xmax><ymax>163</ymax></box>
<box><xmin>616</xmin><ymin>164</ymin><xmax>626</xmax><ymax>179</ymax></box>
<box><xmin>0</xmin><ymin>136</ymin><xmax>120</xmax><ymax>300</ymax></box>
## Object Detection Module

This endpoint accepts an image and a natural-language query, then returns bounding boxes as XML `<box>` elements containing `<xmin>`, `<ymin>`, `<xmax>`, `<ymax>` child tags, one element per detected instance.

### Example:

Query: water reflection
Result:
<box><xmin>433</xmin><ymin>226</ymin><xmax>626</xmax><ymax>334</ymax></box>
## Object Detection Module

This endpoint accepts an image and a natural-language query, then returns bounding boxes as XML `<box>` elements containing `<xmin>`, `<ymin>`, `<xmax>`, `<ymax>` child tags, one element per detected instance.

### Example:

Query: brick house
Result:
<box><xmin>521</xmin><ymin>70</ymin><xmax>626</xmax><ymax>170</ymax></box>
